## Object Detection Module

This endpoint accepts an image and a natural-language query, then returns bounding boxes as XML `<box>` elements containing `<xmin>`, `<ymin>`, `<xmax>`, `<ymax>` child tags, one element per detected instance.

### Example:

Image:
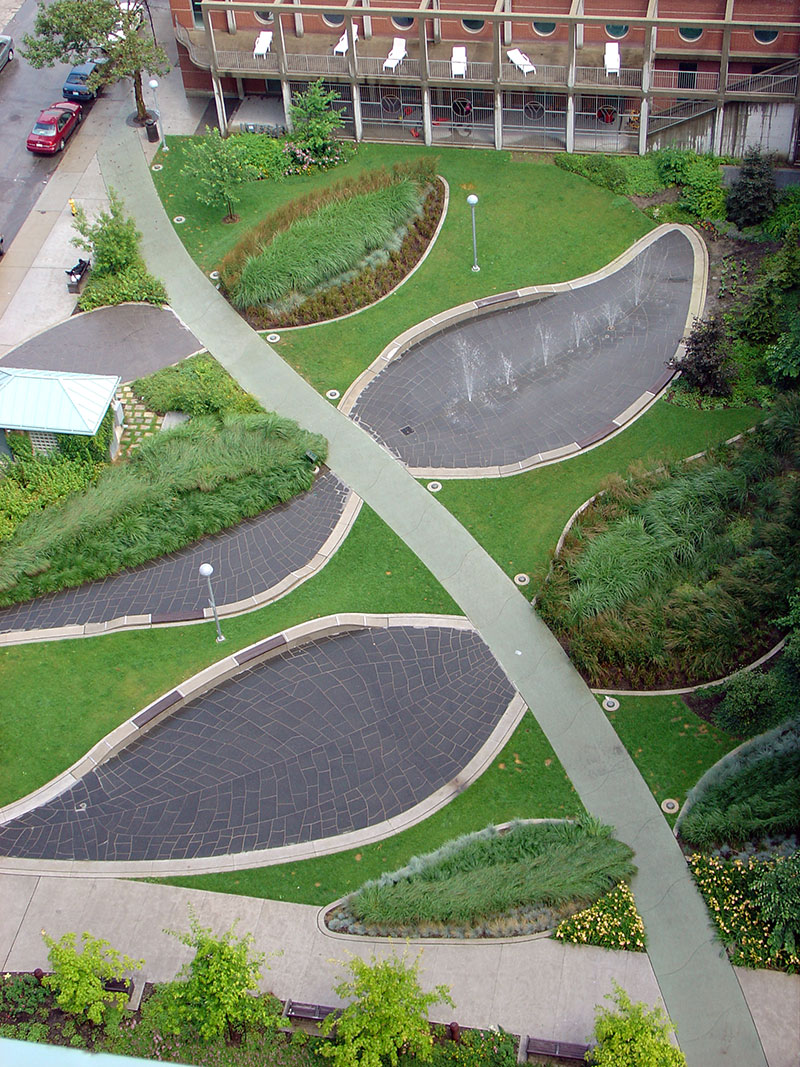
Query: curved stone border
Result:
<box><xmin>0</xmin><ymin>613</ymin><xmax>528</xmax><ymax>879</ymax></box>
<box><xmin>338</xmin><ymin>224</ymin><xmax>708</xmax><ymax>479</ymax></box>
<box><xmin>262</xmin><ymin>177</ymin><xmax>450</xmax><ymax>335</ymax></box>
<box><xmin>0</xmin><ymin>490</ymin><xmax>362</xmax><ymax>647</ymax></box>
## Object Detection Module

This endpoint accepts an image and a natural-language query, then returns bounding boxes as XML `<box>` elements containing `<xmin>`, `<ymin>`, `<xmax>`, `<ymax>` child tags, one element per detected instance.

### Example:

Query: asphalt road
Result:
<box><xmin>0</xmin><ymin>0</ymin><xmax>88</xmax><ymax>246</ymax></box>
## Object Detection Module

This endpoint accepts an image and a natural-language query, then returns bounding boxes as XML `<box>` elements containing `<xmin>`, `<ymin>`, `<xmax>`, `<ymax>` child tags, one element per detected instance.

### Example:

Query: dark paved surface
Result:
<box><xmin>352</xmin><ymin>230</ymin><xmax>694</xmax><ymax>469</ymax></box>
<box><xmin>0</xmin><ymin>471</ymin><xmax>350</xmax><ymax>633</ymax></box>
<box><xmin>1</xmin><ymin>305</ymin><xmax>201</xmax><ymax>381</ymax></box>
<box><xmin>0</xmin><ymin>626</ymin><xmax>514</xmax><ymax>861</ymax></box>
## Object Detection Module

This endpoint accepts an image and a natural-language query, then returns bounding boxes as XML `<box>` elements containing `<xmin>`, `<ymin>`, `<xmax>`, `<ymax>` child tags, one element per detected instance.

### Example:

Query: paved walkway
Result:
<box><xmin>352</xmin><ymin>229</ymin><xmax>693</xmax><ymax>470</ymax></box>
<box><xmin>93</xmin><ymin>114</ymin><xmax>774</xmax><ymax>1067</ymax></box>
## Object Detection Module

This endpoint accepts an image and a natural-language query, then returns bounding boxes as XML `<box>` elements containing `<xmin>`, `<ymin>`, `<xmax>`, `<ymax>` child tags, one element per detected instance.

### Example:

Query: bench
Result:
<box><xmin>65</xmin><ymin>257</ymin><xmax>90</xmax><ymax>293</ymax></box>
<box><xmin>526</xmin><ymin>1035</ymin><xmax>591</xmax><ymax>1063</ymax></box>
<box><xmin>284</xmin><ymin>1000</ymin><xmax>341</xmax><ymax>1023</ymax></box>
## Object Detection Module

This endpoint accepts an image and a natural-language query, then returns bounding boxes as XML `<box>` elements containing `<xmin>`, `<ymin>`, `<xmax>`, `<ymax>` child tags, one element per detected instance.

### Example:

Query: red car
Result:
<box><xmin>26</xmin><ymin>100</ymin><xmax>83</xmax><ymax>154</ymax></box>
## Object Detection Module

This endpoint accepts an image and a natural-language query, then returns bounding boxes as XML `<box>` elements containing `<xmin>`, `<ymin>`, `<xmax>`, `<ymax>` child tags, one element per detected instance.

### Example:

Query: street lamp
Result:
<box><xmin>148</xmin><ymin>77</ymin><xmax>169</xmax><ymax>153</ymax></box>
<box><xmin>466</xmin><ymin>193</ymin><xmax>480</xmax><ymax>273</ymax></box>
<box><xmin>199</xmin><ymin>562</ymin><xmax>225</xmax><ymax>643</ymax></box>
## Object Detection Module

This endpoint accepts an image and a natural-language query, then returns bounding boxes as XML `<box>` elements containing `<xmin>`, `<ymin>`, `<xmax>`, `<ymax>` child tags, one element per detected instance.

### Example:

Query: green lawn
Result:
<box><xmin>153</xmin><ymin>142</ymin><xmax>652</xmax><ymax>394</ymax></box>
<box><xmin>437</xmin><ymin>400</ymin><xmax>762</xmax><ymax>589</ymax></box>
<box><xmin>154</xmin><ymin>709</ymin><xmax>581</xmax><ymax>906</ymax></box>
<box><xmin>0</xmin><ymin>505</ymin><xmax>458</xmax><ymax>808</ymax></box>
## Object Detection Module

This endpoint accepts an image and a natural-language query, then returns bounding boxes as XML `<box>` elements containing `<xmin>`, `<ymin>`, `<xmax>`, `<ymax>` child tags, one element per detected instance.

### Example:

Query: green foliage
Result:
<box><xmin>679</xmin><ymin>316</ymin><xmax>731</xmax><ymax>397</ymax></box>
<box><xmin>653</xmin><ymin>146</ymin><xmax>698</xmax><ymax>187</ymax></box>
<box><xmin>554</xmin><ymin>881</ymin><xmax>646</xmax><ymax>952</ymax></box>
<box><xmin>680</xmin><ymin>157</ymin><xmax>726</xmax><ymax>220</ymax></box>
<box><xmin>399</xmin><ymin>1027</ymin><xmax>518</xmax><ymax>1067</ymax></box>
<box><xmin>289</xmin><ymin>79</ymin><xmax>345</xmax><ymax>164</ymax></box>
<box><xmin>6</xmin><ymin>430</ymin><xmax>34</xmax><ymax>462</ymax></box>
<box><xmin>553</xmin><ymin>153</ymin><xmax>628</xmax><ymax>194</ymax></box>
<box><xmin>72</xmin><ymin>190</ymin><xmax>140</xmax><ymax>277</ymax></box>
<box><xmin>617</xmin><ymin>155</ymin><xmax>663</xmax><ymax>196</ymax></box>
<box><xmin>0</xmin><ymin>413</ymin><xmax>327</xmax><ymax>606</ymax></box>
<box><xmin>77</xmin><ymin>261</ymin><xmax>168</xmax><ymax>310</ymax></box>
<box><xmin>230</xmin><ymin>132</ymin><xmax>289</xmax><ymax>180</ymax></box>
<box><xmin>726</xmin><ymin>149</ymin><xmax>778</xmax><ymax>230</ymax></box>
<box><xmin>591</xmin><ymin>983</ymin><xmax>686</xmax><ymax>1067</ymax></box>
<box><xmin>233</xmin><ymin>180</ymin><xmax>425</xmax><ymax>308</ymax></box>
<box><xmin>159</xmin><ymin>910</ymin><xmax>280</xmax><ymax>1042</ymax></box>
<box><xmin>0</xmin><ymin>451</ymin><xmax>101</xmax><ymax>542</ymax></box>
<box><xmin>182</xmin><ymin>127</ymin><xmax>261</xmax><ymax>220</ymax></box>
<box><xmin>345</xmin><ymin>819</ymin><xmax>635</xmax><ymax>927</ymax></box>
<box><xmin>753</xmin><ymin>852</ymin><xmax>800</xmax><ymax>958</ymax></box>
<box><xmin>0</xmin><ymin>1020</ymin><xmax>49</xmax><ymax>1043</ymax></box>
<box><xmin>0</xmin><ymin>973</ymin><xmax>49</xmax><ymax>1017</ymax></box>
<box><xmin>320</xmin><ymin>950</ymin><xmax>453</xmax><ymax>1067</ymax></box>
<box><xmin>713</xmin><ymin>668</ymin><xmax>795</xmax><ymax>736</ymax></box>
<box><xmin>56</xmin><ymin>407</ymin><xmax>114</xmax><ymax>463</ymax></box>
<box><xmin>42</xmin><ymin>930</ymin><xmax>143</xmax><ymax>1027</ymax></box>
<box><xmin>764</xmin><ymin>187</ymin><xmax>800</xmax><ymax>239</ymax></box>
<box><xmin>133</xmin><ymin>354</ymin><xmax>262</xmax><ymax>416</ymax></box>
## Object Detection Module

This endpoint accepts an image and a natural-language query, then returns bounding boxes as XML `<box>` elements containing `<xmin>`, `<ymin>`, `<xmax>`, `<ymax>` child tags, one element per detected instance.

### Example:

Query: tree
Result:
<box><xmin>182</xmin><ymin>127</ymin><xmax>260</xmax><ymax>222</ymax></box>
<box><xmin>679</xmin><ymin>315</ymin><xmax>731</xmax><ymax>396</ymax></box>
<box><xmin>591</xmin><ymin>983</ymin><xmax>687</xmax><ymax>1067</ymax></box>
<box><xmin>289</xmin><ymin>79</ymin><xmax>345</xmax><ymax>164</ymax></box>
<box><xmin>726</xmin><ymin>147</ymin><xmax>778</xmax><ymax>230</ymax></box>
<box><xmin>159</xmin><ymin>909</ymin><xmax>281</xmax><ymax>1042</ymax></box>
<box><xmin>22</xmin><ymin>0</ymin><xmax>168</xmax><ymax>122</ymax></box>
<box><xmin>320</xmin><ymin>950</ymin><xmax>453</xmax><ymax>1067</ymax></box>
<box><xmin>42</xmin><ymin>930</ymin><xmax>143</xmax><ymax>1027</ymax></box>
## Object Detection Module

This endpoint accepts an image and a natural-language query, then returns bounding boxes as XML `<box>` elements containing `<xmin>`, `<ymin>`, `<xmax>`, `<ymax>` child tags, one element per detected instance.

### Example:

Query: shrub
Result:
<box><xmin>753</xmin><ymin>852</ymin><xmax>800</xmax><ymax>959</ymax></box>
<box><xmin>182</xmin><ymin>126</ymin><xmax>261</xmax><ymax>221</ymax></box>
<box><xmin>0</xmin><ymin>451</ymin><xmax>101</xmax><ymax>542</ymax></box>
<box><xmin>764</xmin><ymin>187</ymin><xmax>800</xmax><ymax>239</ymax></box>
<box><xmin>726</xmin><ymin>148</ymin><xmax>778</xmax><ymax>230</ymax></box>
<box><xmin>71</xmin><ymin>190</ymin><xmax>140</xmax><ymax>276</ymax></box>
<box><xmin>231</xmin><ymin>131</ymin><xmax>289</xmax><ymax>180</ymax></box>
<box><xmin>554</xmin><ymin>881</ymin><xmax>646</xmax><ymax>951</ymax></box>
<box><xmin>399</xmin><ymin>1027</ymin><xmax>518</xmax><ymax>1067</ymax></box>
<box><xmin>0</xmin><ymin>973</ymin><xmax>49</xmax><ymax>1017</ymax></box>
<box><xmin>320</xmin><ymin>950</ymin><xmax>453</xmax><ymax>1067</ymax></box>
<box><xmin>765</xmin><ymin>318</ymin><xmax>800</xmax><ymax>386</ymax></box>
<box><xmin>78</xmin><ymin>261</ymin><xmax>168</xmax><ymax>311</ymax></box>
<box><xmin>159</xmin><ymin>910</ymin><xmax>281</xmax><ymax>1042</ymax></box>
<box><xmin>653</xmin><ymin>146</ymin><xmax>698</xmax><ymax>187</ymax></box>
<box><xmin>289</xmin><ymin>79</ymin><xmax>346</xmax><ymax>166</ymax></box>
<box><xmin>679</xmin><ymin>316</ymin><xmax>731</xmax><ymax>396</ymax></box>
<box><xmin>713</xmin><ymin>669</ymin><xmax>782</xmax><ymax>735</ymax></box>
<box><xmin>591</xmin><ymin>983</ymin><xmax>686</xmax><ymax>1066</ymax></box>
<box><xmin>618</xmin><ymin>154</ymin><xmax>664</xmax><ymax>196</ymax></box>
<box><xmin>56</xmin><ymin>407</ymin><xmax>114</xmax><ymax>464</ymax></box>
<box><xmin>42</xmin><ymin>931</ymin><xmax>143</xmax><ymax>1027</ymax></box>
<box><xmin>680</xmin><ymin>157</ymin><xmax>726</xmax><ymax>219</ymax></box>
<box><xmin>133</xmin><ymin>354</ymin><xmax>262</xmax><ymax>416</ymax></box>
<box><xmin>553</xmin><ymin>153</ymin><xmax>627</xmax><ymax>194</ymax></box>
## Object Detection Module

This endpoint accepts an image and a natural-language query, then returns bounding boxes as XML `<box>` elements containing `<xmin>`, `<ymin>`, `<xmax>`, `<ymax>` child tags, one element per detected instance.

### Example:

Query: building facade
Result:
<box><xmin>168</xmin><ymin>0</ymin><xmax>800</xmax><ymax>158</ymax></box>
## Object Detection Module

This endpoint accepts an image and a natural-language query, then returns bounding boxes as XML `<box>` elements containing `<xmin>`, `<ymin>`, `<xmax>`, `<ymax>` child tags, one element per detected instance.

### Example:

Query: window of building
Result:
<box><xmin>323</xmin><ymin>11</ymin><xmax>345</xmax><ymax>27</ymax></box>
<box><xmin>392</xmin><ymin>16</ymin><xmax>414</xmax><ymax>29</ymax></box>
<box><xmin>605</xmin><ymin>24</ymin><xmax>629</xmax><ymax>40</ymax></box>
<box><xmin>678</xmin><ymin>26</ymin><xmax>703</xmax><ymax>42</ymax></box>
<box><xmin>532</xmin><ymin>21</ymin><xmax>556</xmax><ymax>37</ymax></box>
<box><xmin>462</xmin><ymin>18</ymin><xmax>485</xmax><ymax>33</ymax></box>
<box><xmin>753</xmin><ymin>28</ymin><xmax>779</xmax><ymax>45</ymax></box>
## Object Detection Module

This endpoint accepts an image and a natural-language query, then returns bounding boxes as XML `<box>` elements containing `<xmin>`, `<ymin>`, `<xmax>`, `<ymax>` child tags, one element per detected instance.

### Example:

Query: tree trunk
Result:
<box><xmin>134</xmin><ymin>70</ymin><xmax>147</xmax><ymax>122</ymax></box>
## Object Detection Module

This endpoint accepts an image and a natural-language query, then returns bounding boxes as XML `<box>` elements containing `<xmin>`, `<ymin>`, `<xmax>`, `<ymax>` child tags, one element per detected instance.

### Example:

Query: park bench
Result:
<box><xmin>526</xmin><ymin>1035</ymin><xmax>592</xmax><ymax>1062</ymax></box>
<box><xmin>283</xmin><ymin>1000</ymin><xmax>341</xmax><ymax>1023</ymax></box>
<box><xmin>65</xmin><ymin>257</ymin><xmax>90</xmax><ymax>293</ymax></box>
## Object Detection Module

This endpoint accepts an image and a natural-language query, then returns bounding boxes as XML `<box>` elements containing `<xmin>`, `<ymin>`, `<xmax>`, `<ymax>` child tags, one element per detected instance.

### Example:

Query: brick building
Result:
<box><xmin>167</xmin><ymin>0</ymin><xmax>800</xmax><ymax>157</ymax></box>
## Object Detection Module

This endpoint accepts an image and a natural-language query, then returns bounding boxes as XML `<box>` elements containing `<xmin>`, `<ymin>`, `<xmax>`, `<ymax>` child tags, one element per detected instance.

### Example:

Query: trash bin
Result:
<box><xmin>145</xmin><ymin>118</ymin><xmax>159</xmax><ymax>143</ymax></box>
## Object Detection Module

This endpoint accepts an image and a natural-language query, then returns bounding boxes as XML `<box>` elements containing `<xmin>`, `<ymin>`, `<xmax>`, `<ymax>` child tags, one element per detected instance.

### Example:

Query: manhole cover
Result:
<box><xmin>661</xmin><ymin>798</ymin><xmax>680</xmax><ymax>814</ymax></box>
<box><xmin>400</xmin><ymin>425</ymin><xmax>415</xmax><ymax>435</ymax></box>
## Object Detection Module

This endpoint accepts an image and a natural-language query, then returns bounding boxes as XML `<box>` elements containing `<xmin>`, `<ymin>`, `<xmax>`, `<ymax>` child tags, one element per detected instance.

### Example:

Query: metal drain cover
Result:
<box><xmin>400</xmin><ymin>426</ymin><xmax>415</xmax><ymax>436</ymax></box>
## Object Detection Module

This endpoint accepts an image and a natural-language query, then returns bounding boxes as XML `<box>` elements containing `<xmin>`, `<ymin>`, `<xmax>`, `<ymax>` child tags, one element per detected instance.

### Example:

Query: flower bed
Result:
<box><xmin>554</xmin><ymin>882</ymin><xmax>646</xmax><ymax>952</ymax></box>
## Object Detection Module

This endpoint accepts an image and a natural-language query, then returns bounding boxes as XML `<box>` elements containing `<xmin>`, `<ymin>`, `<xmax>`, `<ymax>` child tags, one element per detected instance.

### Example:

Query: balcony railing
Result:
<box><xmin>651</xmin><ymin>70</ymin><xmax>719</xmax><ymax>92</ymax></box>
<box><xmin>575</xmin><ymin>66</ymin><xmax>643</xmax><ymax>88</ymax></box>
<box><xmin>726</xmin><ymin>71</ymin><xmax>798</xmax><ymax>95</ymax></box>
<box><xmin>216</xmin><ymin>48</ymin><xmax>279</xmax><ymax>73</ymax></box>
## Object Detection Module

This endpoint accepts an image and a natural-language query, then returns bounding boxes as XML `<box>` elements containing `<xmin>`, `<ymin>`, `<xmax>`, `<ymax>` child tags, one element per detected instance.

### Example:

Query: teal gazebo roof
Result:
<box><xmin>0</xmin><ymin>367</ymin><xmax>121</xmax><ymax>436</ymax></box>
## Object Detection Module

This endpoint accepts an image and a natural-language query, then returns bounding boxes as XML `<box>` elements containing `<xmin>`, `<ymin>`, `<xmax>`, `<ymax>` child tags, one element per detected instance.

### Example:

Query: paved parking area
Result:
<box><xmin>0</xmin><ymin>626</ymin><xmax>514</xmax><ymax>862</ymax></box>
<box><xmin>352</xmin><ymin>230</ymin><xmax>693</xmax><ymax>470</ymax></box>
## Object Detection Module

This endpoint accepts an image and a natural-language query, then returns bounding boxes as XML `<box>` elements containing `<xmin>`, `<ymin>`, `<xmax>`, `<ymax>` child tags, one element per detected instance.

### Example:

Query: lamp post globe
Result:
<box><xmin>199</xmin><ymin>562</ymin><xmax>225</xmax><ymax>642</ymax></box>
<box><xmin>199</xmin><ymin>562</ymin><xmax>213</xmax><ymax>579</ymax></box>
<box><xmin>466</xmin><ymin>194</ymin><xmax>480</xmax><ymax>272</ymax></box>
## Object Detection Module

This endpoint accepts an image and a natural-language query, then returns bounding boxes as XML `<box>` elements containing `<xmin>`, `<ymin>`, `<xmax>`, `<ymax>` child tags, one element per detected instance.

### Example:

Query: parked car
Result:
<box><xmin>26</xmin><ymin>100</ymin><xmax>83</xmax><ymax>154</ymax></box>
<box><xmin>62</xmin><ymin>58</ymin><xmax>107</xmax><ymax>102</ymax></box>
<box><xmin>0</xmin><ymin>35</ymin><xmax>13</xmax><ymax>72</ymax></box>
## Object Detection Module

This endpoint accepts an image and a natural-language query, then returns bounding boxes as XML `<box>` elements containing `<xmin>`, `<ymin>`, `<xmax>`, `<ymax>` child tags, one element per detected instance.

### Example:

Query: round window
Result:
<box><xmin>255</xmin><ymin>10</ymin><xmax>274</xmax><ymax>24</ymax></box>
<box><xmin>462</xmin><ymin>18</ymin><xmax>485</xmax><ymax>33</ymax></box>
<box><xmin>753</xmin><ymin>28</ymin><xmax>779</xmax><ymax>45</ymax></box>
<box><xmin>392</xmin><ymin>16</ymin><xmax>414</xmax><ymax>30</ymax></box>
<box><xmin>678</xmin><ymin>26</ymin><xmax>703</xmax><ymax>42</ymax></box>
<box><xmin>605</xmin><ymin>24</ymin><xmax>628</xmax><ymax>39</ymax></box>
<box><xmin>323</xmin><ymin>12</ymin><xmax>344</xmax><ymax>27</ymax></box>
<box><xmin>532</xmin><ymin>21</ymin><xmax>556</xmax><ymax>37</ymax></box>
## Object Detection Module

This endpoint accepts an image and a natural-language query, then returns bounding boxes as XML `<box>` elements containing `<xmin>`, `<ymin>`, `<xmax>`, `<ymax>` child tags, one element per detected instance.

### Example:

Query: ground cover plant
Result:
<box><xmin>132</xmin><ymin>353</ymin><xmax>262</xmax><ymax>417</ymax></box>
<box><xmin>536</xmin><ymin>394</ymin><xmax>800</xmax><ymax>687</ymax></box>
<box><xmin>0</xmin><ymin>412</ymin><xmax>326</xmax><ymax>607</ymax></box>
<box><xmin>554</xmin><ymin>881</ymin><xmax>646</xmax><ymax>952</ymax></box>
<box><xmin>326</xmin><ymin>818</ymin><xmax>634</xmax><ymax>936</ymax></box>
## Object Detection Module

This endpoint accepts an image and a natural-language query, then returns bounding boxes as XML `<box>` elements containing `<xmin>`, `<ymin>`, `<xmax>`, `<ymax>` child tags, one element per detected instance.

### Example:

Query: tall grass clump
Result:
<box><xmin>133</xmin><ymin>354</ymin><xmax>262</xmax><ymax>417</ymax></box>
<box><xmin>0</xmin><ymin>414</ymin><xmax>327</xmax><ymax>606</ymax></box>
<box><xmin>343</xmin><ymin>819</ymin><xmax>635</xmax><ymax>927</ymax></box>
<box><xmin>233</xmin><ymin>180</ymin><xmax>425</xmax><ymax>309</ymax></box>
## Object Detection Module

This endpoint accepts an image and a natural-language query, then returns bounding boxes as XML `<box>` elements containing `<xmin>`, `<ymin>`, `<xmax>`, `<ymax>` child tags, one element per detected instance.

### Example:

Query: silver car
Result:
<box><xmin>0</xmin><ymin>35</ymin><xmax>13</xmax><ymax>72</ymax></box>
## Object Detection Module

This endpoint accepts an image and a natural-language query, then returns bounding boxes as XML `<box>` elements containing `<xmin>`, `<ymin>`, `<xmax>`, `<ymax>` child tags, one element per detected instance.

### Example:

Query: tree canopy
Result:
<box><xmin>22</xmin><ymin>0</ymin><xmax>168</xmax><ymax>121</ymax></box>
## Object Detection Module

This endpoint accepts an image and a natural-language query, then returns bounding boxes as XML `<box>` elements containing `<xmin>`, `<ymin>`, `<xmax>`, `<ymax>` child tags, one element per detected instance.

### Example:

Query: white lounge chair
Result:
<box><xmin>604</xmin><ymin>41</ymin><xmax>620</xmax><ymax>76</ymax></box>
<box><xmin>451</xmin><ymin>45</ymin><xmax>467</xmax><ymax>77</ymax></box>
<box><xmin>333</xmin><ymin>25</ymin><xmax>357</xmax><ymax>55</ymax></box>
<box><xmin>507</xmin><ymin>48</ymin><xmax>535</xmax><ymax>75</ymax></box>
<box><xmin>383</xmin><ymin>36</ymin><xmax>407</xmax><ymax>72</ymax></box>
<box><xmin>253</xmin><ymin>30</ymin><xmax>272</xmax><ymax>57</ymax></box>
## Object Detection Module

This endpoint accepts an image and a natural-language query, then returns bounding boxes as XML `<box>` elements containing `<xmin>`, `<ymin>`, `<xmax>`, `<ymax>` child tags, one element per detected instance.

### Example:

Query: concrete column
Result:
<box><xmin>226</xmin><ymin>7</ymin><xmax>236</xmax><ymax>34</ymax></box>
<box><xmin>274</xmin><ymin>12</ymin><xmax>287</xmax><ymax>77</ymax></box>
<box><xmin>352</xmin><ymin>82</ymin><xmax>363</xmax><ymax>142</ymax></box>
<box><xmin>293</xmin><ymin>0</ymin><xmax>304</xmax><ymax>38</ymax></box>
<box><xmin>503</xmin><ymin>0</ymin><xmax>511</xmax><ymax>47</ymax></box>
<box><xmin>494</xmin><ymin>88</ymin><xmax>503</xmax><ymax>149</ymax></box>
<box><xmin>566</xmin><ymin>94</ymin><xmax>575</xmax><ymax>152</ymax></box>
<box><xmin>361</xmin><ymin>0</ymin><xmax>372</xmax><ymax>39</ymax></box>
<box><xmin>235</xmin><ymin>76</ymin><xmax>244</xmax><ymax>99</ymax></box>
<box><xmin>212</xmin><ymin>71</ymin><xmax>228</xmax><ymax>134</ymax></box>
<box><xmin>422</xmin><ymin>85</ymin><xmax>432</xmax><ymax>145</ymax></box>
<box><xmin>432</xmin><ymin>0</ymin><xmax>441</xmax><ymax>45</ymax></box>
<box><xmin>638</xmin><ymin>97</ymin><xmax>648</xmax><ymax>155</ymax></box>
<box><xmin>281</xmin><ymin>80</ymin><xmax>294</xmax><ymax>132</ymax></box>
<box><xmin>713</xmin><ymin>103</ymin><xmax>725</xmax><ymax>155</ymax></box>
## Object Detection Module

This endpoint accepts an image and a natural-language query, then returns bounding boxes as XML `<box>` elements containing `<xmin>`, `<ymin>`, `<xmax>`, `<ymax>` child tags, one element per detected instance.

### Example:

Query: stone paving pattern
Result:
<box><xmin>0</xmin><ymin>471</ymin><xmax>350</xmax><ymax>632</ymax></box>
<box><xmin>5</xmin><ymin>305</ymin><xmax>202</xmax><ymax>381</ymax></box>
<box><xmin>0</xmin><ymin>627</ymin><xmax>515</xmax><ymax>861</ymax></box>
<box><xmin>352</xmin><ymin>230</ymin><xmax>693</xmax><ymax>469</ymax></box>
